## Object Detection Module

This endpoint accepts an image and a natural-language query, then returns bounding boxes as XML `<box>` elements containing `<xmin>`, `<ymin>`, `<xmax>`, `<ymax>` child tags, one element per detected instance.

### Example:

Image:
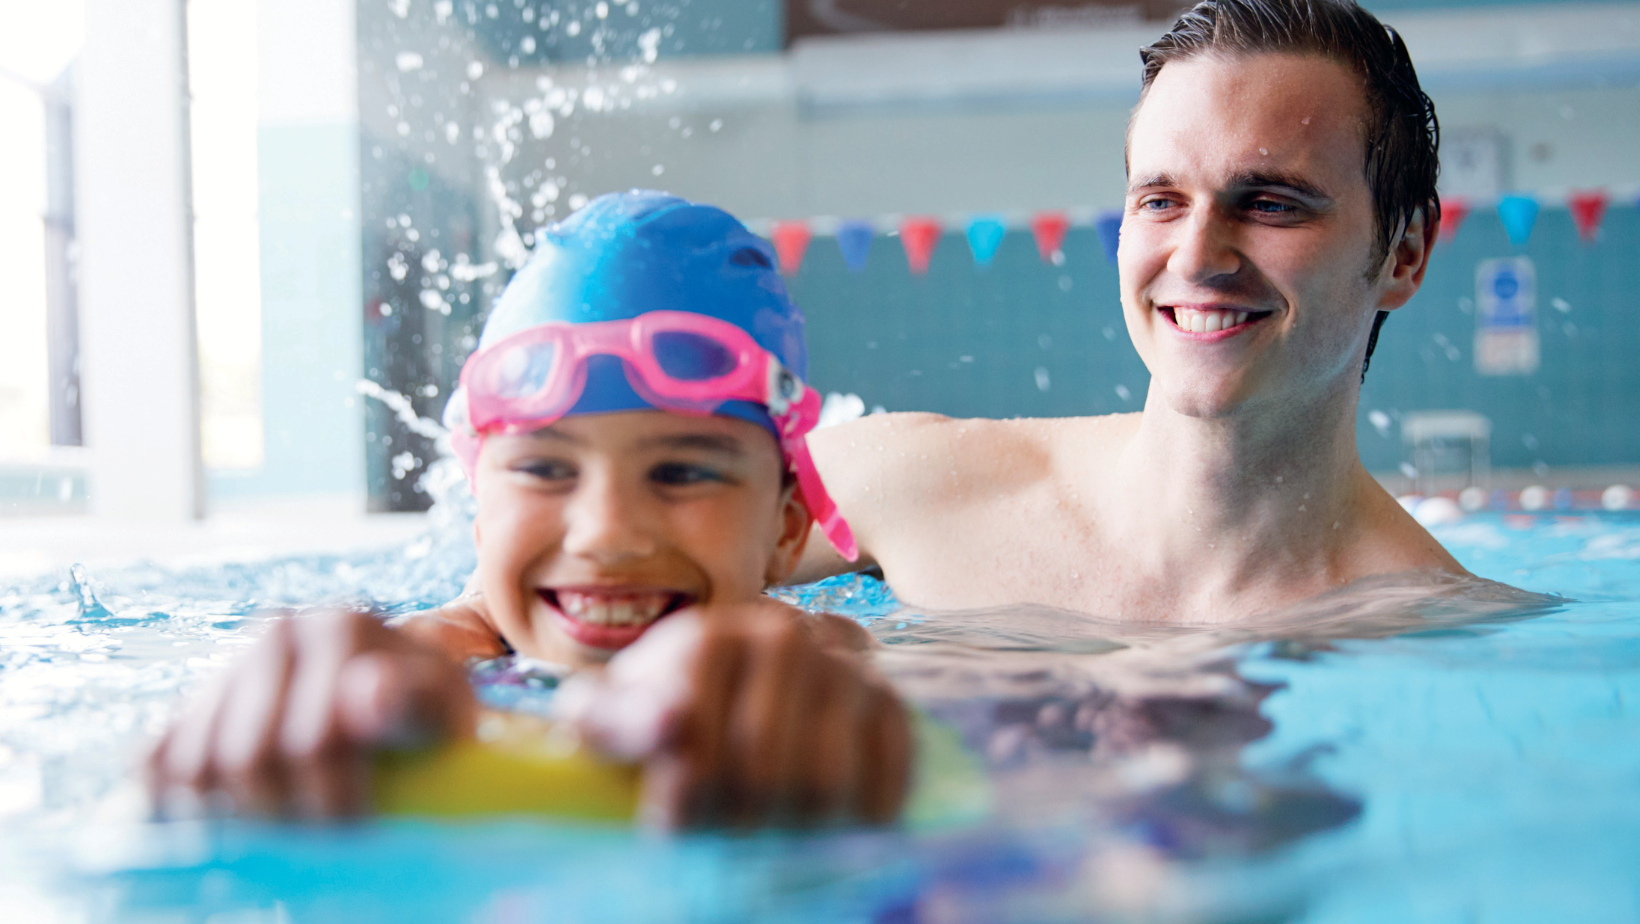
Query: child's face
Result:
<box><xmin>472</xmin><ymin>410</ymin><xmax>812</xmax><ymax>666</ymax></box>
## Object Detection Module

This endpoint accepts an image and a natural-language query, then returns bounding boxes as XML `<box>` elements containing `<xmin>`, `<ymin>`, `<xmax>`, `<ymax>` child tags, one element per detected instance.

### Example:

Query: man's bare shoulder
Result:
<box><xmin>810</xmin><ymin>410</ymin><xmax>1139</xmax><ymax>503</ymax></box>
<box><xmin>1347</xmin><ymin>471</ymin><xmax>1469</xmax><ymax>579</ymax></box>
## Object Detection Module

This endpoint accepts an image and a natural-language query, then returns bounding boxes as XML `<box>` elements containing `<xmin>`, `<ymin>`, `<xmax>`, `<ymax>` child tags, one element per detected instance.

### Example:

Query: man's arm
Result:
<box><xmin>787</xmin><ymin>411</ymin><xmax>952</xmax><ymax>586</ymax></box>
<box><xmin>787</xmin><ymin>522</ymin><xmax>874</xmax><ymax>585</ymax></box>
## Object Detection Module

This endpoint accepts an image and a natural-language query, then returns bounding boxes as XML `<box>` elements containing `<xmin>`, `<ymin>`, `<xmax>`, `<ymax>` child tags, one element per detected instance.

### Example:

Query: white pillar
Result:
<box><xmin>75</xmin><ymin>0</ymin><xmax>204</xmax><ymax>520</ymax></box>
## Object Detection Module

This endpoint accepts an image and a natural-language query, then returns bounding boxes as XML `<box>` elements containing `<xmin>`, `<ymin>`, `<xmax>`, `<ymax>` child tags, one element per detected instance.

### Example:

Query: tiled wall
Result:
<box><xmin>1361</xmin><ymin>202</ymin><xmax>1640</xmax><ymax>472</ymax></box>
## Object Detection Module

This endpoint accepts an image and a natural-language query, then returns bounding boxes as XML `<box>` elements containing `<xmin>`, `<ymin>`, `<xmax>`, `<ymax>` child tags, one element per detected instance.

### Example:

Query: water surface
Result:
<box><xmin>1</xmin><ymin>510</ymin><xmax>1637</xmax><ymax>923</ymax></box>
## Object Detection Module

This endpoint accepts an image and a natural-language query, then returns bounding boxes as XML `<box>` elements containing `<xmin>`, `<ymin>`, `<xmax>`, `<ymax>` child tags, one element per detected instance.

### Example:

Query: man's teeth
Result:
<box><xmin>555</xmin><ymin>591</ymin><xmax>671</xmax><ymax>627</ymax></box>
<box><xmin>1174</xmin><ymin>307</ymin><xmax>1249</xmax><ymax>333</ymax></box>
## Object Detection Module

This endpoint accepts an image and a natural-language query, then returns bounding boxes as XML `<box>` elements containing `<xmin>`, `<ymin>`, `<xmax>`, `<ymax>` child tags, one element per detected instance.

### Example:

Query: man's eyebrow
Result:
<box><xmin>636</xmin><ymin>432</ymin><xmax>748</xmax><ymax>454</ymax></box>
<box><xmin>1126</xmin><ymin>171</ymin><xmax>1335</xmax><ymax>203</ymax></box>
<box><xmin>1127</xmin><ymin>173</ymin><xmax>1177</xmax><ymax>193</ymax></box>
<box><xmin>1230</xmin><ymin>171</ymin><xmax>1333</xmax><ymax>202</ymax></box>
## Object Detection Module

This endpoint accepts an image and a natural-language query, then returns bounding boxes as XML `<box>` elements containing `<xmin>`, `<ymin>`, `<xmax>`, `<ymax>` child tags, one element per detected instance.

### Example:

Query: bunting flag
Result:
<box><xmin>836</xmin><ymin>220</ymin><xmax>874</xmax><ymax>273</ymax></box>
<box><xmin>900</xmin><ymin>217</ymin><xmax>942</xmax><ymax>275</ymax></box>
<box><xmin>759</xmin><ymin>189</ymin><xmax>1625</xmax><ymax>277</ymax></box>
<box><xmin>1438</xmin><ymin>196</ymin><xmax>1469</xmax><ymax>243</ymax></box>
<box><xmin>1497</xmin><ymin>194</ymin><xmax>1539</xmax><ymax>247</ymax></box>
<box><xmin>1029</xmin><ymin>211</ymin><xmax>1070</xmax><ymax>263</ymax></box>
<box><xmin>1094</xmin><ymin>210</ymin><xmax>1123</xmax><ymax>265</ymax></box>
<box><xmin>965</xmin><ymin>215</ymin><xmax>1007</xmax><ymax>268</ymax></box>
<box><xmin>1568</xmin><ymin>189</ymin><xmax>1609</xmax><ymax>243</ymax></box>
<box><xmin>771</xmin><ymin>221</ymin><xmax>812</xmax><ymax>275</ymax></box>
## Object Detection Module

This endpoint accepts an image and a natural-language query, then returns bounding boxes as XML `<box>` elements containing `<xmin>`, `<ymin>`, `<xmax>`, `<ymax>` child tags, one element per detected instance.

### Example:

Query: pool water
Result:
<box><xmin>1</xmin><ymin>507</ymin><xmax>1638</xmax><ymax>923</ymax></box>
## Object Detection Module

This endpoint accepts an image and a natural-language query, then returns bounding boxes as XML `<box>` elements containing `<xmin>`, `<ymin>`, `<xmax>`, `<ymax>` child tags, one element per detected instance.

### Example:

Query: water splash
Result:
<box><xmin>66</xmin><ymin>564</ymin><xmax>112</xmax><ymax>623</ymax></box>
<box><xmin>355</xmin><ymin>379</ymin><xmax>448</xmax><ymax>441</ymax></box>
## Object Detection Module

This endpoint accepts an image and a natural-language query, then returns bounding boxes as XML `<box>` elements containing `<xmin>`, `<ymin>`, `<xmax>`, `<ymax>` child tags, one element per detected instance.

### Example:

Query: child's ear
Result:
<box><xmin>764</xmin><ymin>481</ymin><xmax>814</xmax><ymax>587</ymax></box>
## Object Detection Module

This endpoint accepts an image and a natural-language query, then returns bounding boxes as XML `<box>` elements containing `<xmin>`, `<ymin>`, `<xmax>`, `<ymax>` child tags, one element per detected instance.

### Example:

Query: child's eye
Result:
<box><xmin>649</xmin><ymin>462</ymin><xmax>724</xmax><ymax>487</ymax></box>
<box><xmin>515</xmin><ymin>459</ymin><xmax>577</xmax><ymax>481</ymax></box>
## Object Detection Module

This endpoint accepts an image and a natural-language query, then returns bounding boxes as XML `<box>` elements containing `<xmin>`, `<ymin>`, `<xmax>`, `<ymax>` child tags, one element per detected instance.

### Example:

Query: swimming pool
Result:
<box><xmin>1</xmin><ymin>501</ymin><xmax>1637</xmax><ymax>922</ymax></box>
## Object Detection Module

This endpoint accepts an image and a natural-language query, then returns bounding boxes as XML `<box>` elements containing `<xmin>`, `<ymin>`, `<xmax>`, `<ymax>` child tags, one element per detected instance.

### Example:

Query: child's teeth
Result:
<box><xmin>554</xmin><ymin>592</ymin><xmax>670</xmax><ymax>626</ymax></box>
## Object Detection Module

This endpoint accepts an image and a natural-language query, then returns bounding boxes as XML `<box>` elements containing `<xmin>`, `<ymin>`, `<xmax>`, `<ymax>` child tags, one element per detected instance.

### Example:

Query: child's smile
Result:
<box><xmin>538</xmin><ymin>586</ymin><xmax>698</xmax><ymax>650</ymax></box>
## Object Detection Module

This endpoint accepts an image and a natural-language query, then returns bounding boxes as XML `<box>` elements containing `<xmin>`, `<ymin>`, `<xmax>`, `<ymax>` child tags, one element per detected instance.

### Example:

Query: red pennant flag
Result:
<box><xmin>1568</xmin><ymin>189</ymin><xmax>1609</xmax><ymax>243</ymax></box>
<box><xmin>1437</xmin><ymin>197</ymin><xmax>1469</xmax><ymax>243</ymax></box>
<box><xmin>1029</xmin><ymin>211</ymin><xmax>1070</xmax><ymax>263</ymax></box>
<box><xmin>771</xmin><ymin>221</ymin><xmax>812</xmax><ymax>275</ymax></box>
<box><xmin>900</xmin><ymin>217</ymin><xmax>942</xmax><ymax>275</ymax></box>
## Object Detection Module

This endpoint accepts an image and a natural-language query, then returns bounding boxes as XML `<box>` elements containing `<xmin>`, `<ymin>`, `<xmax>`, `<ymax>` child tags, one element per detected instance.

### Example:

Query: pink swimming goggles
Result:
<box><xmin>453</xmin><ymin>310</ymin><xmax>858</xmax><ymax>561</ymax></box>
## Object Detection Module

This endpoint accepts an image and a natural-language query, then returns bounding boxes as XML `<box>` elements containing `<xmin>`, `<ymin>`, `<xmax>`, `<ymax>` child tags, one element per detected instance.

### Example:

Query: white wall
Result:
<box><xmin>450</xmin><ymin>1</ymin><xmax>1640</xmax><ymax>227</ymax></box>
<box><xmin>76</xmin><ymin>0</ymin><xmax>203</xmax><ymax>520</ymax></box>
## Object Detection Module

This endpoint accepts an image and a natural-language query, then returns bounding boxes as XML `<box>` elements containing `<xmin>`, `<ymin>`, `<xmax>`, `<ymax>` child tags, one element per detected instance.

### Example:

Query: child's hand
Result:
<box><xmin>555</xmin><ymin>600</ymin><xmax>911</xmax><ymax>828</ymax></box>
<box><xmin>145</xmin><ymin>608</ymin><xmax>477</xmax><ymax>819</ymax></box>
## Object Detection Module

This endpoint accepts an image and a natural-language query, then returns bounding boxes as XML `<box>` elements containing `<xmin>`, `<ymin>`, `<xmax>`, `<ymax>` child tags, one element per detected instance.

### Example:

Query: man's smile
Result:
<box><xmin>539</xmin><ymin>586</ymin><xmax>698</xmax><ymax>650</ymax></box>
<box><xmin>1160</xmin><ymin>304</ymin><xmax>1276</xmax><ymax>338</ymax></box>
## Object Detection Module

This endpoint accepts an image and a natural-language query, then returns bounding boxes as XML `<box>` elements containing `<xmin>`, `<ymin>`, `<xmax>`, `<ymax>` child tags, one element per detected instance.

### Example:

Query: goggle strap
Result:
<box><xmin>451</xmin><ymin>428</ymin><xmax>483</xmax><ymax>487</ymax></box>
<box><xmin>816</xmin><ymin>507</ymin><xmax>860</xmax><ymax>563</ymax></box>
<box><xmin>784</xmin><ymin>436</ymin><xmax>860</xmax><ymax>562</ymax></box>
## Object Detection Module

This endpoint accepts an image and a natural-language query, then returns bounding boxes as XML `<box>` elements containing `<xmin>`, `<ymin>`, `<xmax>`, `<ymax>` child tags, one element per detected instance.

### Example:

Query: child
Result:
<box><xmin>147</xmin><ymin>191</ymin><xmax>910</xmax><ymax>827</ymax></box>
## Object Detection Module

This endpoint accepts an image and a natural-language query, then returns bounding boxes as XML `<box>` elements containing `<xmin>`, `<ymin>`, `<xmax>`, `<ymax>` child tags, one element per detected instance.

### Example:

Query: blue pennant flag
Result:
<box><xmin>965</xmin><ymin>215</ymin><xmax>1007</xmax><ymax>268</ymax></box>
<box><xmin>836</xmin><ymin>220</ymin><xmax>874</xmax><ymax>273</ymax></box>
<box><xmin>1497</xmin><ymin>194</ymin><xmax>1539</xmax><ymax>248</ymax></box>
<box><xmin>1094</xmin><ymin>210</ymin><xmax>1123</xmax><ymax>265</ymax></box>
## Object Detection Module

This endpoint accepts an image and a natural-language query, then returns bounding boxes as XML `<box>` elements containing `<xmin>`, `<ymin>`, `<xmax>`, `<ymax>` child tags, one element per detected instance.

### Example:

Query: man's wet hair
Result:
<box><xmin>1137</xmin><ymin>0</ymin><xmax>1440</xmax><ymax>379</ymax></box>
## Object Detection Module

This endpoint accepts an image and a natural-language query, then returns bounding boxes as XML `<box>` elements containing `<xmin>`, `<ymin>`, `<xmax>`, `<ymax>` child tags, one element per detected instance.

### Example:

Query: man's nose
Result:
<box><xmin>560</xmin><ymin>470</ymin><xmax>658</xmax><ymax>564</ymax></box>
<box><xmin>1167</xmin><ymin>206</ymin><xmax>1242</xmax><ymax>284</ymax></box>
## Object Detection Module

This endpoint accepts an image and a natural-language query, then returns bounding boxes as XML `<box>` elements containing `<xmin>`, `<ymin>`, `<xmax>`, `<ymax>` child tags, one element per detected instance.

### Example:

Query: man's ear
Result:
<box><xmin>764</xmin><ymin>482</ymin><xmax>814</xmax><ymax>587</ymax></box>
<box><xmin>1376</xmin><ymin>204</ymin><xmax>1437</xmax><ymax>312</ymax></box>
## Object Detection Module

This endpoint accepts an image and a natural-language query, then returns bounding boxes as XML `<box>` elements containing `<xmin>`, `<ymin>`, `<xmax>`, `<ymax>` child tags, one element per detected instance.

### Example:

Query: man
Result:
<box><xmin>796</xmin><ymin>0</ymin><xmax>1464</xmax><ymax>622</ymax></box>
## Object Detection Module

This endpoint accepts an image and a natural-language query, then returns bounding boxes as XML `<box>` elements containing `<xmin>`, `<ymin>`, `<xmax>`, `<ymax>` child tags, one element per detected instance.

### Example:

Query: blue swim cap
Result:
<box><xmin>476</xmin><ymin>190</ymin><xmax>805</xmax><ymax>437</ymax></box>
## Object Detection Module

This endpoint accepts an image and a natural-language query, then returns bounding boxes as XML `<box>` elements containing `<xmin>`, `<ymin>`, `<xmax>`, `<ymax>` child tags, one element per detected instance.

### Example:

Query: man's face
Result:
<box><xmin>472</xmin><ymin>410</ymin><xmax>810</xmax><ymax>667</ymax></box>
<box><xmin>1121</xmin><ymin>52</ymin><xmax>1403</xmax><ymax>420</ymax></box>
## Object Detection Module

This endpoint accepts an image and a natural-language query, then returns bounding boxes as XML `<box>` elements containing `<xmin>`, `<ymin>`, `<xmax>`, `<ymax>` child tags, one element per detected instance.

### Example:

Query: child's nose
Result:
<box><xmin>560</xmin><ymin>470</ymin><xmax>659</xmax><ymax>564</ymax></box>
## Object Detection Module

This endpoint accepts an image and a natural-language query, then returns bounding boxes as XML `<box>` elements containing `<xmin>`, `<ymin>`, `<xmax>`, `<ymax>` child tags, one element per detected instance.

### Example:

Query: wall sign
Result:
<box><xmin>1474</xmin><ymin>256</ymin><xmax>1539</xmax><ymax>376</ymax></box>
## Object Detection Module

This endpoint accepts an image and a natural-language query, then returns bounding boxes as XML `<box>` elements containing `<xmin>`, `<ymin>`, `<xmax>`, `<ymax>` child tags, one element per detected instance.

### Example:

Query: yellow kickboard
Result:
<box><xmin>374</xmin><ymin>709</ymin><xmax>990</xmax><ymax>827</ymax></box>
<box><xmin>374</xmin><ymin>714</ymin><xmax>640</xmax><ymax>821</ymax></box>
